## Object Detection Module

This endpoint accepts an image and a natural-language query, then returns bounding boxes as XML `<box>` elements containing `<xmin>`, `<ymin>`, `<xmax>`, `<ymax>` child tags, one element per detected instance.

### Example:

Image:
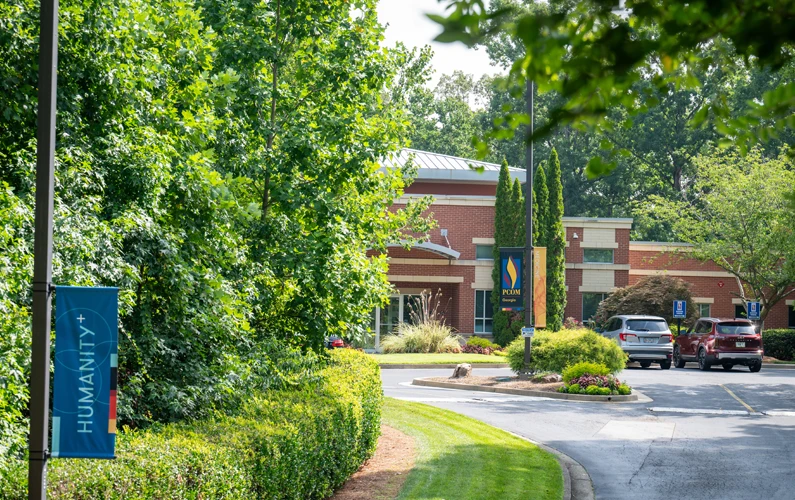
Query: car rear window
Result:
<box><xmin>626</xmin><ymin>319</ymin><xmax>668</xmax><ymax>332</ymax></box>
<box><xmin>717</xmin><ymin>322</ymin><xmax>756</xmax><ymax>335</ymax></box>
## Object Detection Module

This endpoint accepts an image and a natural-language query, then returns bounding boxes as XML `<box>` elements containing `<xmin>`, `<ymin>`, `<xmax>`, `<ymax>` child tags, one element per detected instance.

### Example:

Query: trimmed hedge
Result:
<box><xmin>506</xmin><ymin>329</ymin><xmax>627</xmax><ymax>374</ymax></box>
<box><xmin>762</xmin><ymin>329</ymin><xmax>795</xmax><ymax>361</ymax></box>
<box><xmin>0</xmin><ymin>349</ymin><xmax>382</xmax><ymax>500</ymax></box>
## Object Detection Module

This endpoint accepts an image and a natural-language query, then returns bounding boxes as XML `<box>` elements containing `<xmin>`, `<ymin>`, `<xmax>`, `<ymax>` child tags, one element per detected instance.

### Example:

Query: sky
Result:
<box><xmin>376</xmin><ymin>0</ymin><xmax>503</xmax><ymax>86</ymax></box>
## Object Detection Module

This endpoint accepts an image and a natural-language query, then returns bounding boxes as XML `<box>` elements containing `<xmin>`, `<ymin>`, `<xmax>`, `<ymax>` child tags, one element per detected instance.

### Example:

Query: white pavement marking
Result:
<box><xmin>764</xmin><ymin>410</ymin><xmax>795</xmax><ymax>417</ymax></box>
<box><xmin>649</xmin><ymin>407</ymin><xmax>752</xmax><ymax>416</ymax></box>
<box><xmin>393</xmin><ymin>396</ymin><xmax>555</xmax><ymax>403</ymax></box>
<box><xmin>596</xmin><ymin>420</ymin><xmax>675</xmax><ymax>440</ymax></box>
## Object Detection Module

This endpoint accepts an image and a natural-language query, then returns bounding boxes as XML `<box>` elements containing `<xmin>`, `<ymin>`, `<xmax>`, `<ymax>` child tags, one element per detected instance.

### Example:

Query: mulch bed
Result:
<box><xmin>424</xmin><ymin>375</ymin><xmax>564</xmax><ymax>392</ymax></box>
<box><xmin>331</xmin><ymin>425</ymin><xmax>416</xmax><ymax>500</ymax></box>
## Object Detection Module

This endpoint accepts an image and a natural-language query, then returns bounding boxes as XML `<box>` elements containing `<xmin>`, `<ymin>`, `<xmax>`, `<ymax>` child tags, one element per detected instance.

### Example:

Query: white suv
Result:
<box><xmin>600</xmin><ymin>315</ymin><xmax>674</xmax><ymax>369</ymax></box>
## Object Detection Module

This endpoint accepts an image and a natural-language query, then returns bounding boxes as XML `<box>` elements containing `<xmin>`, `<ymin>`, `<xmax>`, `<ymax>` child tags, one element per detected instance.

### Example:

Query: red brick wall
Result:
<box><xmin>392</xmin><ymin>203</ymin><xmax>495</xmax><ymax>260</ymax></box>
<box><xmin>404</xmin><ymin>181</ymin><xmax>496</xmax><ymax>196</ymax></box>
<box><xmin>628</xmin><ymin>249</ymin><xmax>795</xmax><ymax>329</ymax></box>
<box><xmin>615</xmin><ymin>229</ymin><xmax>630</xmax><ymax>265</ymax></box>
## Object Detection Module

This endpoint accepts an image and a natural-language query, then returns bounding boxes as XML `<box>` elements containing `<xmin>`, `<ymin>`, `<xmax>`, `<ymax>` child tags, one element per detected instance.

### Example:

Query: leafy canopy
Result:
<box><xmin>430</xmin><ymin>0</ymin><xmax>795</xmax><ymax>177</ymax></box>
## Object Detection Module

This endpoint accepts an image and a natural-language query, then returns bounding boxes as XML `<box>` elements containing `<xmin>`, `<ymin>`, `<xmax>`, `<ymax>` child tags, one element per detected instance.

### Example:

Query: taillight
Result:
<box><xmin>332</xmin><ymin>339</ymin><xmax>344</xmax><ymax>347</ymax></box>
<box><xmin>661</xmin><ymin>334</ymin><xmax>672</xmax><ymax>343</ymax></box>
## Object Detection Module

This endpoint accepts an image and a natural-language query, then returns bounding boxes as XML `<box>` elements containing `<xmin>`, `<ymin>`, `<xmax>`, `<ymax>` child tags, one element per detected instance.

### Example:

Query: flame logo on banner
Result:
<box><xmin>503</xmin><ymin>256</ymin><xmax>519</xmax><ymax>289</ymax></box>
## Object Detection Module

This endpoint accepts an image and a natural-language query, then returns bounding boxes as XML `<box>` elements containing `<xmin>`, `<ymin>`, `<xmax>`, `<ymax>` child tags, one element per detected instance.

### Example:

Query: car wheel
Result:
<box><xmin>749</xmin><ymin>361</ymin><xmax>762</xmax><ymax>373</ymax></box>
<box><xmin>640</xmin><ymin>361</ymin><xmax>652</xmax><ymax>368</ymax></box>
<box><xmin>698</xmin><ymin>348</ymin><xmax>711</xmax><ymax>371</ymax></box>
<box><xmin>722</xmin><ymin>363</ymin><xmax>733</xmax><ymax>371</ymax></box>
<box><xmin>673</xmin><ymin>346</ymin><xmax>686</xmax><ymax>369</ymax></box>
<box><xmin>660</xmin><ymin>360</ymin><xmax>672</xmax><ymax>370</ymax></box>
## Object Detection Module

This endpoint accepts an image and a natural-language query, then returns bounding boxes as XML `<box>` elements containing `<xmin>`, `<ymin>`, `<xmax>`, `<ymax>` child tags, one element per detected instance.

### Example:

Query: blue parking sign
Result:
<box><xmin>747</xmin><ymin>301</ymin><xmax>761</xmax><ymax>320</ymax></box>
<box><xmin>673</xmin><ymin>300</ymin><xmax>686</xmax><ymax>319</ymax></box>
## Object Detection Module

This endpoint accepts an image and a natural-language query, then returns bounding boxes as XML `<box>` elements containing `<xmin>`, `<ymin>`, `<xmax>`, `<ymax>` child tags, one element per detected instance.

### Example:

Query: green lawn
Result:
<box><xmin>383</xmin><ymin>398</ymin><xmax>563</xmax><ymax>500</ymax></box>
<box><xmin>371</xmin><ymin>353</ymin><xmax>507</xmax><ymax>364</ymax></box>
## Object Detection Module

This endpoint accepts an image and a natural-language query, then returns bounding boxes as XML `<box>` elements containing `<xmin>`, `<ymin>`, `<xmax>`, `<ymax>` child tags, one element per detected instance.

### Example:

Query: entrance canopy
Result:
<box><xmin>386</xmin><ymin>241</ymin><xmax>461</xmax><ymax>260</ymax></box>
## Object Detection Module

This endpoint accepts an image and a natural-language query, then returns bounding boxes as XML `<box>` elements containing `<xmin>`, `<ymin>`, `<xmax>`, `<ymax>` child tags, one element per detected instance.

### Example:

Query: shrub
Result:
<box><xmin>762</xmin><ymin>329</ymin><xmax>795</xmax><ymax>361</ymax></box>
<box><xmin>585</xmin><ymin>385</ymin><xmax>601</xmax><ymax>395</ymax></box>
<box><xmin>562</xmin><ymin>362</ymin><xmax>611</xmax><ymax>383</ymax></box>
<box><xmin>0</xmin><ymin>350</ymin><xmax>382</xmax><ymax>500</ymax></box>
<box><xmin>507</xmin><ymin>329</ymin><xmax>627</xmax><ymax>374</ymax></box>
<box><xmin>593</xmin><ymin>275</ymin><xmax>697</xmax><ymax>329</ymax></box>
<box><xmin>381</xmin><ymin>321</ymin><xmax>462</xmax><ymax>353</ymax></box>
<box><xmin>467</xmin><ymin>336</ymin><xmax>500</xmax><ymax>349</ymax></box>
<box><xmin>563</xmin><ymin>317</ymin><xmax>585</xmax><ymax>329</ymax></box>
<box><xmin>597</xmin><ymin>387</ymin><xmax>611</xmax><ymax>395</ymax></box>
<box><xmin>567</xmin><ymin>384</ymin><xmax>581</xmax><ymax>394</ymax></box>
<box><xmin>461</xmin><ymin>344</ymin><xmax>493</xmax><ymax>355</ymax></box>
<box><xmin>618</xmin><ymin>384</ymin><xmax>632</xmax><ymax>395</ymax></box>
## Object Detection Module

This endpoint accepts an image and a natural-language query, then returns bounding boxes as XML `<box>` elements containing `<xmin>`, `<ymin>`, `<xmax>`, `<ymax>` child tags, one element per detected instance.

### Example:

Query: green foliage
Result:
<box><xmin>467</xmin><ymin>336</ymin><xmax>501</xmax><ymax>349</ymax></box>
<box><xmin>584</xmin><ymin>385</ymin><xmax>601</xmax><ymax>396</ymax></box>
<box><xmin>0</xmin><ymin>0</ymin><xmax>431</xmax><ymax>440</ymax></box>
<box><xmin>618</xmin><ymin>384</ymin><xmax>632</xmax><ymax>396</ymax></box>
<box><xmin>593</xmin><ymin>275</ymin><xmax>696</xmax><ymax>328</ymax></box>
<box><xmin>533</xmin><ymin>162</ymin><xmax>549</xmax><ymax>247</ymax></box>
<box><xmin>0</xmin><ymin>350</ymin><xmax>382</xmax><ymax>500</ymax></box>
<box><xmin>545</xmin><ymin>148</ymin><xmax>566</xmax><ymax>331</ymax></box>
<box><xmin>762</xmin><ymin>329</ymin><xmax>795</xmax><ymax>361</ymax></box>
<box><xmin>491</xmin><ymin>159</ymin><xmax>525</xmax><ymax>344</ymax></box>
<box><xmin>566</xmin><ymin>383</ymin><xmax>581</xmax><ymax>394</ymax></box>
<box><xmin>381</xmin><ymin>322</ymin><xmax>462</xmax><ymax>354</ymax></box>
<box><xmin>431</xmin><ymin>0</ymin><xmax>795</xmax><ymax>174</ymax></box>
<box><xmin>562</xmin><ymin>362</ymin><xmax>611</xmax><ymax>384</ymax></box>
<box><xmin>508</xmin><ymin>329</ymin><xmax>627</xmax><ymax>374</ymax></box>
<box><xmin>645</xmin><ymin>148</ymin><xmax>795</xmax><ymax>324</ymax></box>
<box><xmin>511</xmin><ymin>178</ymin><xmax>526</xmax><ymax>247</ymax></box>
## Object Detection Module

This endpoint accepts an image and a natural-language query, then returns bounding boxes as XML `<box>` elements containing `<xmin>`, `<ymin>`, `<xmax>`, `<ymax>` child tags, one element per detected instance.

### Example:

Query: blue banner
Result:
<box><xmin>499</xmin><ymin>247</ymin><xmax>524</xmax><ymax>311</ymax></box>
<box><xmin>53</xmin><ymin>286</ymin><xmax>118</xmax><ymax>459</ymax></box>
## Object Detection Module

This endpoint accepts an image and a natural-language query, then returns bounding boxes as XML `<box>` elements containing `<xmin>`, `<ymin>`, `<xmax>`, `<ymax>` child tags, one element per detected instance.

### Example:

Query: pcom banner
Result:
<box><xmin>53</xmin><ymin>286</ymin><xmax>118</xmax><ymax>459</ymax></box>
<box><xmin>500</xmin><ymin>247</ymin><xmax>524</xmax><ymax>311</ymax></box>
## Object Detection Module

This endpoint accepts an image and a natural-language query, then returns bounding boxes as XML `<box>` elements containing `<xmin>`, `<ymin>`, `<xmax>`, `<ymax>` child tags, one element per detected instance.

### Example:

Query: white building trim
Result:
<box><xmin>629</xmin><ymin>269</ymin><xmax>735</xmax><ymax>278</ymax></box>
<box><xmin>693</xmin><ymin>297</ymin><xmax>715</xmax><ymax>304</ymax></box>
<box><xmin>387</xmin><ymin>275</ymin><xmax>464</xmax><ymax>283</ymax></box>
<box><xmin>629</xmin><ymin>241</ymin><xmax>695</xmax><ymax>253</ymax></box>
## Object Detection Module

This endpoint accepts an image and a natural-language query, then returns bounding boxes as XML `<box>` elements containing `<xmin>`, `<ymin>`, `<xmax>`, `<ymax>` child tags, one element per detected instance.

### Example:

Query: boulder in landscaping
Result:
<box><xmin>541</xmin><ymin>373</ymin><xmax>562</xmax><ymax>383</ymax></box>
<box><xmin>452</xmin><ymin>363</ymin><xmax>472</xmax><ymax>378</ymax></box>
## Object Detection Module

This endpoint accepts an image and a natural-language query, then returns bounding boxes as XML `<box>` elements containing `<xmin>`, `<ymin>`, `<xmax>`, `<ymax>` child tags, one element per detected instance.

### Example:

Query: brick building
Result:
<box><xmin>368</xmin><ymin>149</ymin><xmax>795</xmax><ymax>349</ymax></box>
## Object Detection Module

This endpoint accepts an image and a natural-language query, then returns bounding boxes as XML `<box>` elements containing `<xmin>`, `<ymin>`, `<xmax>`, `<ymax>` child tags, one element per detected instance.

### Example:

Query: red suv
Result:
<box><xmin>673</xmin><ymin>318</ymin><xmax>763</xmax><ymax>372</ymax></box>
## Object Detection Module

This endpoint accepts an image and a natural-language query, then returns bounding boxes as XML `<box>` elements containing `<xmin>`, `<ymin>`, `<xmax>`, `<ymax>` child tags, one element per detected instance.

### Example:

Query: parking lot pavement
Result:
<box><xmin>620</xmin><ymin>363</ymin><xmax>795</xmax><ymax>414</ymax></box>
<box><xmin>382</xmin><ymin>366</ymin><xmax>795</xmax><ymax>500</ymax></box>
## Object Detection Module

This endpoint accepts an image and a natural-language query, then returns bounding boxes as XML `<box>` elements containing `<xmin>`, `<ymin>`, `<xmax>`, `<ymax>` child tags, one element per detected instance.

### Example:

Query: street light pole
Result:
<box><xmin>29</xmin><ymin>0</ymin><xmax>59</xmax><ymax>497</ymax></box>
<box><xmin>523</xmin><ymin>78</ymin><xmax>534</xmax><ymax>372</ymax></box>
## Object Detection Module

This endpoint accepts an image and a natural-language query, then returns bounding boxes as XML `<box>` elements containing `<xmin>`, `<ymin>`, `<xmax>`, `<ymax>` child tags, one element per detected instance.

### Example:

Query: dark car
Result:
<box><xmin>673</xmin><ymin>318</ymin><xmax>763</xmax><ymax>372</ymax></box>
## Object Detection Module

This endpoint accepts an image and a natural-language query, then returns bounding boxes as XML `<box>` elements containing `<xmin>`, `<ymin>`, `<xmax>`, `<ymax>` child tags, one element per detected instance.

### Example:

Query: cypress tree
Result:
<box><xmin>511</xmin><ymin>178</ymin><xmax>526</xmax><ymax>246</ymax></box>
<box><xmin>491</xmin><ymin>160</ymin><xmax>514</xmax><ymax>345</ymax></box>
<box><xmin>533</xmin><ymin>162</ymin><xmax>549</xmax><ymax>248</ymax></box>
<box><xmin>546</xmin><ymin>148</ymin><xmax>566</xmax><ymax>331</ymax></box>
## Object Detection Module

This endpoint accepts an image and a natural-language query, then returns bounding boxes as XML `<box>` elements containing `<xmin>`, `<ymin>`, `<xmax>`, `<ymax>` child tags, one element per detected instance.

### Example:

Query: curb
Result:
<box><xmin>379</xmin><ymin>363</ymin><xmax>509</xmax><ymax>369</ymax></box>
<box><xmin>504</xmin><ymin>430</ymin><xmax>594</xmax><ymax>500</ymax></box>
<box><xmin>762</xmin><ymin>363</ymin><xmax>795</xmax><ymax>370</ymax></box>
<box><xmin>411</xmin><ymin>377</ymin><xmax>639</xmax><ymax>402</ymax></box>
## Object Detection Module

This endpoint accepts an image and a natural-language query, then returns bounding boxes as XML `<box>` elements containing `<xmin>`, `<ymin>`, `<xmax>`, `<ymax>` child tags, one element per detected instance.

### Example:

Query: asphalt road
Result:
<box><xmin>382</xmin><ymin>363</ymin><xmax>795</xmax><ymax>500</ymax></box>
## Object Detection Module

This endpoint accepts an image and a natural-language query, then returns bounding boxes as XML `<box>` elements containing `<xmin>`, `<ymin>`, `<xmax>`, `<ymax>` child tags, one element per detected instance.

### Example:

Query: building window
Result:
<box><xmin>698</xmin><ymin>303</ymin><xmax>711</xmax><ymax>318</ymax></box>
<box><xmin>582</xmin><ymin>292</ymin><xmax>608</xmax><ymax>324</ymax></box>
<box><xmin>380</xmin><ymin>297</ymin><xmax>401</xmax><ymax>335</ymax></box>
<box><xmin>475</xmin><ymin>290</ymin><xmax>494</xmax><ymax>333</ymax></box>
<box><xmin>583</xmin><ymin>248</ymin><xmax>614</xmax><ymax>264</ymax></box>
<box><xmin>788</xmin><ymin>305</ymin><xmax>795</xmax><ymax>328</ymax></box>
<box><xmin>476</xmin><ymin>245</ymin><xmax>493</xmax><ymax>260</ymax></box>
<box><xmin>734</xmin><ymin>304</ymin><xmax>746</xmax><ymax>319</ymax></box>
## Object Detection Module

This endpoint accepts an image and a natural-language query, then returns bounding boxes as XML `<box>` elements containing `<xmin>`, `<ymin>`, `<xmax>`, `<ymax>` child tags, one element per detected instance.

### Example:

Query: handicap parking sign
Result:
<box><xmin>747</xmin><ymin>301</ymin><xmax>761</xmax><ymax>320</ymax></box>
<box><xmin>673</xmin><ymin>300</ymin><xmax>686</xmax><ymax>319</ymax></box>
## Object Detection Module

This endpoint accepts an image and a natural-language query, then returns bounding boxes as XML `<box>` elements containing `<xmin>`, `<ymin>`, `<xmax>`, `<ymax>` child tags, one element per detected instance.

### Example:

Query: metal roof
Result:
<box><xmin>382</xmin><ymin>148</ymin><xmax>526</xmax><ymax>183</ymax></box>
